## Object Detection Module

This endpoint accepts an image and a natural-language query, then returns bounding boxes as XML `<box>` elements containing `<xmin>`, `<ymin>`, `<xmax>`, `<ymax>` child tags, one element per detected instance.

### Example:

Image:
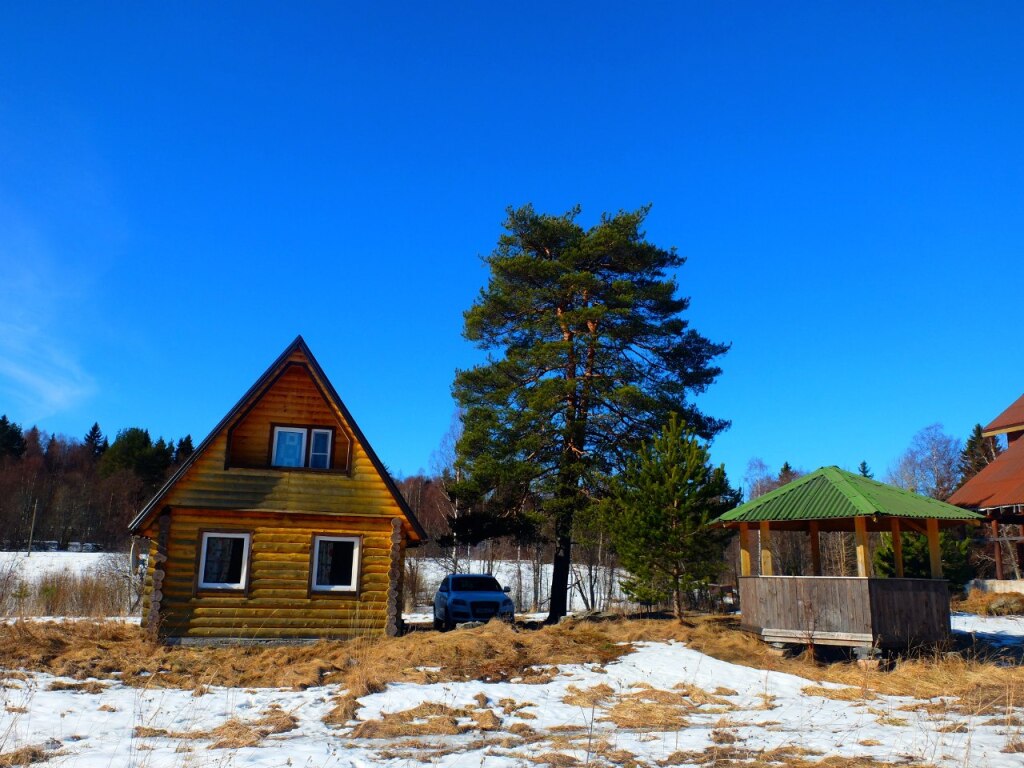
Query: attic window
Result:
<box><xmin>198</xmin><ymin>532</ymin><xmax>250</xmax><ymax>590</ymax></box>
<box><xmin>271</xmin><ymin>426</ymin><xmax>333</xmax><ymax>469</ymax></box>
<box><xmin>311</xmin><ymin>536</ymin><xmax>360</xmax><ymax>592</ymax></box>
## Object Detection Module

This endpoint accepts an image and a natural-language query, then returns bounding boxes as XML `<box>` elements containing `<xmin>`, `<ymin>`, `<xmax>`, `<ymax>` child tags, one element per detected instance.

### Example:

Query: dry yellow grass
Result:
<box><xmin>348</xmin><ymin>700</ymin><xmax>505</xmax><ymax>739</ymax></box>
<box><xmin>563</xmin><ymin>683</ymin><xmax>615</xmax><ymax>708</ymax></box>
<box><xmin>45</xmin><ymin>680</ymin><xmax>107</xmax><ymax>694</ymax></box>
<box><xmin>801</xmin><ymin>685</ymin><xmax>876</xmax><ymax>702</ymax></box>
<box><xmin>955</xmin><ymin>588</ymin><xmax>1024</xmax><ymax>616</ymax></box>
<box><xmin>602</xmin><ymin>698</ymin><xmax>688</xmax><ymax>730</ymax></box>
<box><xmin>0</xmin><ymin>745</ymin><xmax>48</xmax><ymax>767</ymax></box>
<box><xmin>132</xmin><ymin>707</ymin><xmax>297</xmax><ymax>748</ymax></box>
<box><xmin>5</xmin><ymin>612</ymin><xmax>1024</xmax><ymax>731</ymax></box>
<box><xmin>1003</xmin><ymin>736</ymin><xmax>1024</xmax><ymax>753</ymax></box>
<box><xmin>0</xmin><ymin>616</ymin><xmax>654</xmax><ymax>691</ymax></box>
<box><xmin>682</xmin><ymin>615</ymin><xmax>1024</xmax><ymax>715</ymax></box>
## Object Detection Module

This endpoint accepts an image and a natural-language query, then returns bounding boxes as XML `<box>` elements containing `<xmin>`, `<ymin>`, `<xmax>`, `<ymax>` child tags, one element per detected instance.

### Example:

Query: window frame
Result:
<box><xmin>268</xmin><ymin>424</ymin><xmax>337</xmax><ymax>471</ymax></box>
<box><xmin>271</xmin><ymin>426</ymin><xmax>307</xmax><ymax>468</ymax></box>
<box><xmin>196</xmin><ymin>530</ymin><xmax>252</xmax><ymax>593</ymax></box>
<box><xmin>308</xmin><ymin>428</ymin><xmax>333</xmax><ymax>470</ymax></box>
<box><xmin>308</xmin><ymin>534</ymin><xmax>362</xmax><ymax>595</ymax></box>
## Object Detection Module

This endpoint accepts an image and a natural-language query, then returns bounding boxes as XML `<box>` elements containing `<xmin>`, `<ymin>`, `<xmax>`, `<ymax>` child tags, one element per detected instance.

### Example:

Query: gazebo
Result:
<box><xmin>715</xmin><ymin>467</ymin><xmax>984</xmax><ymax>649</ymax></box>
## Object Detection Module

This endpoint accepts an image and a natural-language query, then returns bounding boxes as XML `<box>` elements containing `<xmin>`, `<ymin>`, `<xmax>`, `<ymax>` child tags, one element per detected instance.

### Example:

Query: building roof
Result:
<box><xmin>715</xmin><ymin>466</ymin><xmax>984</xmax><ymax>526</ymax></box>
<box><xmin>128</xmin><ymin>336</ymin><xmax>427</xmax><ymax>540</ymax></box>
<box><xmin>983</xmin><ymin>393</ymin><xmax>1024</xmax><ymax>437</ymax></box>
<box><xmin>948</xmin><ymin>436</ymin><xmax>1024</xmax><ymax>511</ymax></box>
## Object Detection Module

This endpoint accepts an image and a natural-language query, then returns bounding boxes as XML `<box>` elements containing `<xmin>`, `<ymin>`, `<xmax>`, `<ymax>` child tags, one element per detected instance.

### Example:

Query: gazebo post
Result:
<box><xmin>992</xmin><ymin>519</ymin><xmax>1004</xmax><ymax>580</ymax></box>
<box><xmin>854</xmin><ymin>516</ymin><xmax>871</xmax><ymax>577</ymax></box>
<box><xmin>759</xmin><ymin>521</ymin><xmax>773</xmax><ymax>576</ymax></box>
<box><xmin>890</xmin><ymin>518</ymin><xmax>904</xmax><ymax>578</ymax></box>
<box><xmin>808</xmin><ymin>521</ymin><xmax>822</xmax><ymax>576</ymax></box>
<box><xmin>738</xmin><ymin>522</ymin><xmax>752</xmax><ymax>577</ymax></box>
<box><xmin>926</xmin><ymin>518</ymin><xmax>943</xmax><ymax>578</ymax></box>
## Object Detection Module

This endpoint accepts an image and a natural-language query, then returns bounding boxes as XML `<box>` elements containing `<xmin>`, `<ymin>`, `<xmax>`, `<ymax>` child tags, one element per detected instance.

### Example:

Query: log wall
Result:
<box><xmin>158</xmin><ymin>508</ymin><xmax>398</xmax><ymax>639</ymax></box>
<box><xmin>227</xmin><ymin>362</ymin><xmax>352</xmax><ymax>470</ymax></box>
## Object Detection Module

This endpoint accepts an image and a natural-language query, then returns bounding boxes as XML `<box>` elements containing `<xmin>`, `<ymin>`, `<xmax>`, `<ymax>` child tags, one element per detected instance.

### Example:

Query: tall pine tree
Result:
<box><xmin>453</xmin><ymin>205</ymin><xmax>728</xmax><ymax>622</ymax></box>
<box><xmin>603</xmin><ymin>414</ymin><xmax>738</xmax><ymax>620</ymax></box>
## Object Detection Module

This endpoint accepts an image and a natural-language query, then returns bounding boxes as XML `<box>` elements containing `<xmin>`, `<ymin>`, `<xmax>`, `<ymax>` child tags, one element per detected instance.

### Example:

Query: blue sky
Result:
<box><xmin>1</xmin><ymin>2</ymin><xmax>1022</xmax><ymax>487</ymax></box>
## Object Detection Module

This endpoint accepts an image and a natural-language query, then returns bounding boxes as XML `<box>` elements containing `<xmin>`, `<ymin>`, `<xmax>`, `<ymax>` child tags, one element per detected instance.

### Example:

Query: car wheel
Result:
<box><xmin>443</xmin><ymin>611</ymin><xmax>455</xmax><ymax>631</ymax></box>
<box><xmin>433</xmin><ymin>615</ymin><xmax>443</xmax><ymax>631</ymax></box>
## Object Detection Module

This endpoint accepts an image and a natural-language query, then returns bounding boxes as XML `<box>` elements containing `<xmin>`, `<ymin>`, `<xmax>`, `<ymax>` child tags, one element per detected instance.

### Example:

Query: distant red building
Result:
<box><xmin>949</xmin><ymin>393</ymin><xmax>1024</xmax><ymax>578</ymax></box>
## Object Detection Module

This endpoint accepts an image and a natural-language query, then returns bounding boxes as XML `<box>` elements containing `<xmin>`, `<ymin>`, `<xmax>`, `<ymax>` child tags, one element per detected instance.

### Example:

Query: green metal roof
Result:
<box><xmin>714</xmin><ymin>466</ymin><xmax>985</xmax><ymax>525</ymax></box>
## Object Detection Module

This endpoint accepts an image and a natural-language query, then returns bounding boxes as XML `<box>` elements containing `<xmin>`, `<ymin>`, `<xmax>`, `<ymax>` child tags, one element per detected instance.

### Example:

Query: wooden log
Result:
<box><xmin>808</xmin><ymin>521</ymin><xmax>821</xmax><ymax>576</ymax></box>
<box><xmin>739</xmin><ymin>523</ymin><xmax>751</xmax><ymax>577</ymax></box>
<box><xmin>759</xmin><ymin>522</ymin><xmax>773</xmax><ymax>576</ymax></box>
<box><xmin>854</xmin><ymin>516</ymin><xmax>870</xmax><ymax>577</ymax></box>
<box><xmin>927</xmin><ymin>518</ymin><xmax>942</xmax><ymax>578</ymax></box>
<box><xmin>891</xmin><ymin>518</ymin><xmax>904</xmax><ymax>578</ymax></box>
<box><xmin>992</xmin><ymin>519</ymin><xmax>1004</xmax><ymax>580</ymax></box>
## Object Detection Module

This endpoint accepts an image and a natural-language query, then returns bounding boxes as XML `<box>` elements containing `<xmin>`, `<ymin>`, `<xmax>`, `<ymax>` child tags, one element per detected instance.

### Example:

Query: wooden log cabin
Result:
<box><xmin>714</xmin><ymin>467</ymin><xmax>983</xmax><ymax>649</ymax></box>
<box><xmin>128</xmin><ymin>336</ymin><xmax>426</xmax><ymax>642</ymax></box>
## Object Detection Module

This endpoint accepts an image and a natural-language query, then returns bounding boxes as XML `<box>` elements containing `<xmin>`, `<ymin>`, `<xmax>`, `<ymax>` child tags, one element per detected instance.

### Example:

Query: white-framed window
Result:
<box><xmin>272</xmin><ymin>427</ymin><xmax>307</xmax><ymax>468</ymax></box>
<box><xmin>309</xmin><ymin>429</ymin><xmax>332</xmax><ymax>469</ymax></box>
<box><xmin>311</xmin><ymin>535</ymin><xmax>360</xmax><ymax>592</ymax></box>
<box><xmin>271</xmin><ymin>426</ymin><xmax>334</xmax><ymax>469</ymax></box>
<box><xmin>198</xmin><ymin>531</ymin><xmax>251</xmax><ymax>590</ymax></box>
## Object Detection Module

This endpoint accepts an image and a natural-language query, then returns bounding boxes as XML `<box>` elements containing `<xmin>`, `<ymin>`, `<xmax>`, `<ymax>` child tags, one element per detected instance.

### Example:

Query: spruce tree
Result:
<box><xmin>603</xmin><ymin>414</ymin><xmax>738</xmax><ymax>621</ymax></box>
<box><xmin>778</xmin><ymin>462</ymin><xmax>798</xmax><ymax>484</ymax></box>
<box><xmin>175</xmin><ymin>435</ymin><xmax>195</xmax><ymax>464</ymax></box>
<box><xmin>453</xmin><ymin>205</ymin><xmax>728</xmax><ymax>622</ymax></box>
<box><xmin>957</xmin><ymin>424</ymin><xmax>1002</xmax><ymax>489</ymax></box>
<box><xmin>84</xmin><ymin>422</ymin><xmax>106</xmax><ymax>458</ymax></box>
<box><xmin>858</xmin><ymin>461</ymin><xmax>873</xmax><ymax>478</ymax></box>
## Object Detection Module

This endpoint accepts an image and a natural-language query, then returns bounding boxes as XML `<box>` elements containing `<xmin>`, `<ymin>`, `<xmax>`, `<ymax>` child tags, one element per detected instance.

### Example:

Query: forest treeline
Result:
<box><xmin>0</xmin><ymin>415</ymin><xmax>193</xmax><ymax>550</ymax></box>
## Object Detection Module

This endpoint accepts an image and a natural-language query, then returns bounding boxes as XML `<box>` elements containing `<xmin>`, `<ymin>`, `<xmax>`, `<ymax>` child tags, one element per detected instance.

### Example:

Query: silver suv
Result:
<box><xmin>433</xmin><ymin>573</ymin><xmax>514</xmax><ymax>630</ymax></box>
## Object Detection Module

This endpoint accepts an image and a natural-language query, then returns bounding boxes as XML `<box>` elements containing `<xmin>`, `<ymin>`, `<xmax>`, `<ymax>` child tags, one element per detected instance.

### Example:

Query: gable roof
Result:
<box><xmin>714</xmin><ymin>466</ymin><xmax>983</xmax><ymax>526</ymax></box>
<box><xmin>128</xmin><ymin>336</ymin><xmax>426</xmax><ymax>540</ymax></box>
<box><xmin>983</xmin><ymin>393</ymin><xmax>1024</xmax><ymax>437</ymax></box>
<box><xmin>948</xmin><ymin>436</ymin><xmax>1024</xmax><ymax>511</ymax></box>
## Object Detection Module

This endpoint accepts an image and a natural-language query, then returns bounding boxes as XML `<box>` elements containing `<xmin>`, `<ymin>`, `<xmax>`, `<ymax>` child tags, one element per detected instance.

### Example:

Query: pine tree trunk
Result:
<box><xmin>547</xmin><ymin>529</ymin><xmax>572</xmax><ymax>623</ymax></box>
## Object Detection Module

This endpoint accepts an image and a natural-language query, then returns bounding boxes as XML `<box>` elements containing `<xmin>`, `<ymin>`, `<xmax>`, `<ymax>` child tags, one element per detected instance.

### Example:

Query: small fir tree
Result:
<box><xmin>858</xmin><ymin>461</ymin><xmax>873</xmax><ymax>478</ymax></box>
<box><xmin>873</xmin><ymin>531</ymin><xmax>972</xmax><ymax>589</ymax></box>
<box><xmin>603</xmin><ymin>413</ymin><xmax>738</xmax><ymax>621</ymax></box>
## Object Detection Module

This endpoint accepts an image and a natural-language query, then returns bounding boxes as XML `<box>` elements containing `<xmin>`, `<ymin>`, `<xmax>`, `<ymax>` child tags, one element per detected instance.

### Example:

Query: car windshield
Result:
<box><xmin>452</xmin><ymin>576</ymin><xmax>502</xmax><ymax>592</ymax></box>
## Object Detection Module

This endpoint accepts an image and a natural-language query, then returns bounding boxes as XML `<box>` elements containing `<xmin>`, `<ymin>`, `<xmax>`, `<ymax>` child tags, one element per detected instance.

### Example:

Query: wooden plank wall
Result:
<box><xmin>228</xmin><ymin>363</ymin><xmax>352</xmax><ymax>470</ymax></box>
<box><xmin>158</xmin><ymin>509</ymin><xmax>396</xmax><ymax>639</ymax></box>
<box><xmin>868</xmin><ymin>578</ymin><xmax>951</xmax><ymax>647</ymax></box>
<box><xmin>739</xmin><ymin>576</ymin><xmax>873</xmax><ymax>637</ymax></box>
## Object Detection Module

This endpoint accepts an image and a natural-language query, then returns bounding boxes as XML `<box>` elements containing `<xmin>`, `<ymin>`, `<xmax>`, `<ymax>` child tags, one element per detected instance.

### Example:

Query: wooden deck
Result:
<box><xmin>738</xmin><ymin>576</ymin><xmax>951</xmax><ymax>648</ymax></box>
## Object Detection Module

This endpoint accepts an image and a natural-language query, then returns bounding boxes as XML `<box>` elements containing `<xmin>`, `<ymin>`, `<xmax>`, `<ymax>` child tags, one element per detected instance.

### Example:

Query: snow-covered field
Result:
<box><xmin>2</xmin><ymin>615</ymin><xmax>1024</xmax><ymax>767</ymax></box>
<box><xmin>0</xmin><ymin>551</ymin><xmax>109</xmax><ymax>579</ymax></box>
